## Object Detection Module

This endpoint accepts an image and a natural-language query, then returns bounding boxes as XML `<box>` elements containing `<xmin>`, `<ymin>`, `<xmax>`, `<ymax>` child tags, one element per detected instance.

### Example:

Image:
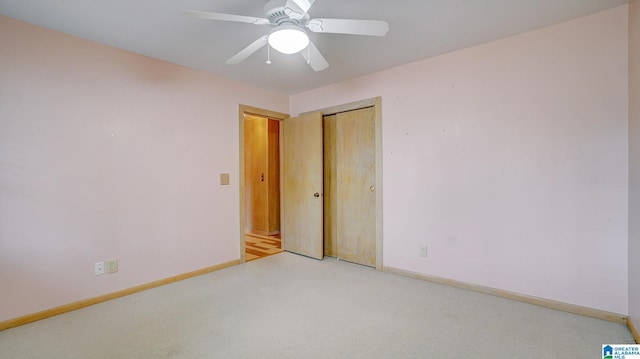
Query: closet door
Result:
<box><xmin>282</xmin><ymin>112</ymin><xmax>324</xmax><ymax>260</ymax></box>
<box><xmin>336</xmin><ymin>107</ymin><xmax>376</xmax><ymax>267</ymax></box>
<box><xmin>323</xmin><ymin>114</ymin><xmax>337</xmax><ymax>257</ymax></box>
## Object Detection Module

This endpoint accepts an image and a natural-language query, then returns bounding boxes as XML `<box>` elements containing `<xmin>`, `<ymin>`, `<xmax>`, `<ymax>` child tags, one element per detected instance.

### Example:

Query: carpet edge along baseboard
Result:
<box><xmin>0</xmin><ymin>259</ymin><xmax>241</xmax><ymax>332</ymax></box>
<box><xmin>629</xmin><ymin>317</ymin><xmax>640</xmax><ymax>344</ymax></box>
<box><xmin>382</xmin><ymin>266</ymin><xmax>627</xmax><ymax>325</ymax></box>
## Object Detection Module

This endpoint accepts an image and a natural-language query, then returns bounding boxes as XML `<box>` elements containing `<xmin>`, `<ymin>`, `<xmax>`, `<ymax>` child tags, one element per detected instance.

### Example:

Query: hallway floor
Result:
<box><xmin>245</xmin><ymin>233</ymin><xmax>283</xmax><ymax>261</ymax></box>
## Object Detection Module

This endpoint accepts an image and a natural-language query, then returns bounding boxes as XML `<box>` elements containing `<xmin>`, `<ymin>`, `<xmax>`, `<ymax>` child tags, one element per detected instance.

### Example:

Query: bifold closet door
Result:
<box><xmin>336</xmin><ymin>107</ymin><xmax>376</xmax><ymax>267</ymax></box>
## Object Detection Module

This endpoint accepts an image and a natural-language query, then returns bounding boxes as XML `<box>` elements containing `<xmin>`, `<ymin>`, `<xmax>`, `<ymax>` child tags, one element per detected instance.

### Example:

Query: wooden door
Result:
<box><xmin>244</xmin><ymin>116</ymin><xmax>268</xmax><ymax>234</ymax></box>
<box><xmin>282</xmin><ymin>112</ymin><xmax>324</xmax><ymax>259</ymax></box>
<box><xmin>336</xmin><ymin>107</ymin><xmax>376</xmax><ymax>267</ymax></box>
<box><xmin>266</xmin><ymin>119</ymin><xmax>280</xmax><ymax>235</ymax></box>
<box><xmin>323</xmin><ymin>114</ymin><xmax>338</xmax><ymax>257</ymax></box>
<box><xmin>244</xmin><ymin>116</ymin><xmax>280</xmax><ymax>236</ymax></box>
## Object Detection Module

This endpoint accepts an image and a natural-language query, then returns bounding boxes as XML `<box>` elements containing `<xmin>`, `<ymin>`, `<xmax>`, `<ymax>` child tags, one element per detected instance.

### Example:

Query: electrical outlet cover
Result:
<box><xmin>419</xmin><ymin>245</ymin><xmax>428</xmax><ymax>257</ymax></box>
<box><xmin>95</xmin><ymin>261</ymin><xmax>105</xmax><ymax>275</ymax></box>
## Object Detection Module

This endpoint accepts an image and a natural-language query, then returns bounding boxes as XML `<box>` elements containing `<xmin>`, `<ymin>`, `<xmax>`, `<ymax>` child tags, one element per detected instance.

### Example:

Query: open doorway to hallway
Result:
<box><xmin>242</xmin><ymin>111</ymin><xmax>284</xmax><ymax>261</ymax></box>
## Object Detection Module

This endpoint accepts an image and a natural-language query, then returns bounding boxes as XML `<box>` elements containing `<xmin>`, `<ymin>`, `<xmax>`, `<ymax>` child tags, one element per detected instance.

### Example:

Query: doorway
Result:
<box><xmin>244</xmin><ymin>114</ymin><xmax>283</xmax><ymax>261</ymax></box>
<box><xmin>238</xmin><ymin>98</ymin><xmax>383</xmax><ymax>269</ymax></box>
<box><xmin>239</xmin><ymin>105</ymin><xmax>289</xmax><ymax>263</ymax></box>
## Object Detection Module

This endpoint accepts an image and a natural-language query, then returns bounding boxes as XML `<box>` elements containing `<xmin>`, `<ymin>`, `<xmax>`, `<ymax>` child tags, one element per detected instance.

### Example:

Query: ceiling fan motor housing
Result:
<box><xmin>265</xmin><ymin>0</ymin><xmax>310</xmax><ymax>25</ymax></box>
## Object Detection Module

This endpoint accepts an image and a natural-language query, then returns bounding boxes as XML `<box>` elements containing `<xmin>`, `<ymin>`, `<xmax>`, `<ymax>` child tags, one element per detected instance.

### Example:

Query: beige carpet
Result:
<box><xmin>0</xmin><ymin>252</ymin><xmax>634</xmax><ymax>358</ymax></box>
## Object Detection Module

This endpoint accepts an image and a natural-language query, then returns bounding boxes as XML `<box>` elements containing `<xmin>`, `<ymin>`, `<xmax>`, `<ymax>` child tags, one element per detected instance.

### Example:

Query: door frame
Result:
<box><xmin>238</xmin><ymin>105</ymin><xmax>289</xmax><ymax>263</ymax></box>
<box><xmin>302</xmin><ymin>97</ymin><xmax>383</xmax><ymax>270</ymax></box>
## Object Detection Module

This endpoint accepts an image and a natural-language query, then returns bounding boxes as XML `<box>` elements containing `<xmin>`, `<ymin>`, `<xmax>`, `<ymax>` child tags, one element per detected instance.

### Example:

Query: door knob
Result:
<box><xmin>314</xmin><ymin>192</ymin><xmax>320</xmax><ymax>198</ymax></box>
<box><xmin>370</xmin><ymin>186</ymin><xmax>375</xmax><ymax>192</ymax></box>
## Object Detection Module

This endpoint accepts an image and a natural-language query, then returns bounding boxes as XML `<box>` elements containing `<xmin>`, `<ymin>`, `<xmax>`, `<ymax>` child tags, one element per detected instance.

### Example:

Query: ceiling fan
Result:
<box><xmin>182</xmin><ymin>0</ymin><xmax>390</xmax><ymax>71</ymax></box>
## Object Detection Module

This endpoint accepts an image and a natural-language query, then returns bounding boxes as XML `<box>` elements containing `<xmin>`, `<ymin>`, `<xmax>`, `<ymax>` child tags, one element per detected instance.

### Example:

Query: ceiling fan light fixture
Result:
<box><xmin>268</xmin><ymin>25</ymin><xmax>309</xmax><ymax>54</ymax></box>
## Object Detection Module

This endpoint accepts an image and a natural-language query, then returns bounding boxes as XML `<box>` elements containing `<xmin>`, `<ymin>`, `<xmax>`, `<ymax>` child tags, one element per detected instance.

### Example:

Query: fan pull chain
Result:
<box><xmin>266</xmin><ymin>45</ymin><xmax>272</xmax><ymax>65</ymax></box>
<box><xmin>307</xmin><ymin>45</ymin><xmax>310</xmax><ymax>64</ymax></box>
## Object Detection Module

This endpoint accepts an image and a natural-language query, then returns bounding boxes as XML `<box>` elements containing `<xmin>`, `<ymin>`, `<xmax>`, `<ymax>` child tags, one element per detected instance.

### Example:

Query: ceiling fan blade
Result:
<box><xmin>181</xmin><ymin>10</ymin><xmax>270</xmax><ymax>25</ymax></box>
<box><xmin>301</xmin><ymin>41</ymin><xmax>329</xmax><ymax>72</ymax></box>
<box><xmin>307</xmin><ymin>18</ymin><xmax>389</xmax><ymax>36</ymax></box>
<box><xmin>288</xmin><ymin>0</ymin><xmax>316</xmax><ymax>14</ymax></box>
<box><xmin>226</xmin><ymin>35</ymin><xmax>269</xmax><ymax>65</ymax></box>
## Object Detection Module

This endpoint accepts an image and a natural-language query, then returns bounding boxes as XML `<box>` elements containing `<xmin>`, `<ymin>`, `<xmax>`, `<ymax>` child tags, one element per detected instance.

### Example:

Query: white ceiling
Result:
<box><xmin>0</xmin><ymin>0</ymin><xmax>629</xmax><ymax>94</ymax></box>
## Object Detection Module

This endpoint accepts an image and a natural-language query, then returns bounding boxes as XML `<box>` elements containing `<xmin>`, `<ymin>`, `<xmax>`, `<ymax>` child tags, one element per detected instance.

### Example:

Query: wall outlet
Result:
<box><xmin>419</xmin><ymin>245</ymin><xmax>428</xmax><ymax>258</ymax></box>
<box><xmin>107</xmin><ymin>259</ymin><xmax>118</xmax><ymax>274</ymax></box>
<box><xmin>95</xmin><ymin>261</ymin><xmax>105</xmax><ymax>275</ymax></box>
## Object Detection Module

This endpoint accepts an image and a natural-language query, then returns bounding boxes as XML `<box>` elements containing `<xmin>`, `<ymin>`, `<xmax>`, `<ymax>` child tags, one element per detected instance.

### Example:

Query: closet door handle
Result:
<box><xmin>314</xmin><ymin>192</ymin><xmax>320</xmax><ymax>198</ymax></box>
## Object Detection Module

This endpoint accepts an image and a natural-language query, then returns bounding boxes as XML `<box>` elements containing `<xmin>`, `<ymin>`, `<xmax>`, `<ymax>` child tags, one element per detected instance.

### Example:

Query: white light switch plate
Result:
<box><xmin>107</xmin><ymin>259</ymin><xmax>118</xmax><ymax>274</ymax></box>
<box><xmin>220</xmin><ymin>173</ymin><xmax>230</xmax><ymax>185</ymax></box>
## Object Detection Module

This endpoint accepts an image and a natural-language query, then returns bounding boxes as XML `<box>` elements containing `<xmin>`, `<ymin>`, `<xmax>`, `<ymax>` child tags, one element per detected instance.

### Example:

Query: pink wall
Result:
<box><xmin>291</xmin><ymin>6</ymin><xmax>629</xmax><ymax>314</ymax></box>
<box><xmin>629</xmin><ymin>0</ymin><xmax>640</xmax><ymax>326</ymax></box>
<box><xmin>0</xmin><ymin>16</ymin><xmax>288</xmax><ymax>322</ymax></box>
